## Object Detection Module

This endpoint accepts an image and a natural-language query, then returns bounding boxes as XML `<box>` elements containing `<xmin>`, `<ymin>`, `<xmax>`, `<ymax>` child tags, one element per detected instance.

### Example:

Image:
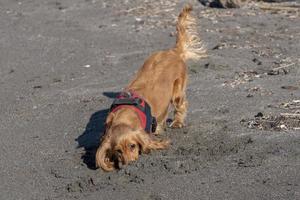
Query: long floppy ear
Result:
<box><xmin>134</xmin><ymin>130</ymin><xmax>170</xmax><ymax>154</ymax></box>
<box><xmin>95</xmin><ymin>136</ymin><xmax>115</xmax><ymax>171</ymax></box>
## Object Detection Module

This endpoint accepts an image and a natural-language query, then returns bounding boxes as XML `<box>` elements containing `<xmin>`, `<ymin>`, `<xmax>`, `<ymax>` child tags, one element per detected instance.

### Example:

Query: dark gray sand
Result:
<box><xmin>0</xmin><ymin>0</ymin><xmax>299</xmax><ymax>199</ymax></box>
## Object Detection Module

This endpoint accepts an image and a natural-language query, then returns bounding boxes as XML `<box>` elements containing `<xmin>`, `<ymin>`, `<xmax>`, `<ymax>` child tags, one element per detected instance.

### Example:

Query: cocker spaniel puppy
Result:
<box><xmin>96</xmin><ymin>5</ymin><xmax>207</xmax><ymax>171</ymax></box>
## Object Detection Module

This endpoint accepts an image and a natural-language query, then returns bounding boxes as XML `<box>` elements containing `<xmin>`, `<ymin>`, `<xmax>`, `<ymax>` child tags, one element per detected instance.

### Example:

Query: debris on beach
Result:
<box><xmin>241</xmin><ymin>112</ymin><xmax>300</xmax><ymax>131</ymax></box>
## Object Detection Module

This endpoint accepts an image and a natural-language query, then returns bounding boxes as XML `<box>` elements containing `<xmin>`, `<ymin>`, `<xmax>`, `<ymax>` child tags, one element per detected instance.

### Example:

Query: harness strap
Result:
<box><xmin>109</xmin><ymin>91</ymin><xmax>157</xmax><ymax>133</ymax></box>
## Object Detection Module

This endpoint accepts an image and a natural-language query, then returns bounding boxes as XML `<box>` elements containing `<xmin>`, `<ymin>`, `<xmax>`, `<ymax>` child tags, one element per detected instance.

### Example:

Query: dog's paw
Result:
<box><xmin>154</xmin><ymin>124</ymin><xmax>166</xmax><ymax>135</ymax></box>
<box><xmin>169</xmin><ymin>121</ymin><xmax>184</xmax><ymax>129</ymax></box>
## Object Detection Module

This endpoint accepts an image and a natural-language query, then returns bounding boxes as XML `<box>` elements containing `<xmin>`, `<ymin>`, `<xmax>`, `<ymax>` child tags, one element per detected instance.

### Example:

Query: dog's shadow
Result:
<box><xmin>76</xmin><ymin>92</ymin><xmax>119</xmax><ymax>170</ymax></box>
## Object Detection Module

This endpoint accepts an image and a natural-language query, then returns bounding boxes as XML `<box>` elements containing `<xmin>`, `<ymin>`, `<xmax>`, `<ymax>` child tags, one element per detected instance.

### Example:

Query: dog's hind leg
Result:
<box><xmin>170</xmin><ymin>77</ymin><xmax>188</xmax><ymax>128</ymax></box>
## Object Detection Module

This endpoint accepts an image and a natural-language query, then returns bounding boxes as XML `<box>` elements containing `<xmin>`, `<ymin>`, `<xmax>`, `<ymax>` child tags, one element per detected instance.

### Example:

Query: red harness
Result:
<box><xmin>109</xmin><ymin>91</ymin><xmax>157</xmax><ymax>133</ymax></box>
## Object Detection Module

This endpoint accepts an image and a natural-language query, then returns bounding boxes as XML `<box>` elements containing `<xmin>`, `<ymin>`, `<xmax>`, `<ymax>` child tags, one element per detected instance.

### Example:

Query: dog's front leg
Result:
<box><xmin>155</xmin><ymin>108</ymin><xmax>169</xmax><ymax>135</ymax></box>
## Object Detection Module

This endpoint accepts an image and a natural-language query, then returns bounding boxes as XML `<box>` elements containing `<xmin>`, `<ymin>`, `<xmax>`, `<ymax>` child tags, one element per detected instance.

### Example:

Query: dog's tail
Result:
<box><xmin>175</xmin><ymin>5</ymin><xmax>207</xmax><ymax>61</ymax></box>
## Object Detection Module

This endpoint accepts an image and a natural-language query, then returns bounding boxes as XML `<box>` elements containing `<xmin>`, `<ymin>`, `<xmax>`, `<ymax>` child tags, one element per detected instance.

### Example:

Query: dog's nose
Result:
<box><xmin>115</xmin><ymin>150</ymin><xmax>123</xmax><ymax>161</ymax></box>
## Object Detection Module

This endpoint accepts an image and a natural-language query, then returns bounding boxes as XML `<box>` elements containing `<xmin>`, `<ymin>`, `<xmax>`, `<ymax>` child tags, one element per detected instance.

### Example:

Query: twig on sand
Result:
<box><xmin>268</xmin><ymin>63</ymin><xmax>295</xmax><ymax>75</ymax></box>
<box><xmin>258</xmin><ymin>2</ymin><xmax>300</xmax><ymax>12</ymax></box>
<box><xmin>272</xmin><ymin>63</ymin><xmax>295</xmax><ymax>71</ymax></box>
<box><xmin>280</xmin><ymin>113</ymin><xmax>300</xmax><ymax>118</ymax></box>
<box><xmin>124</xmin><ymin>6</ymin><xmax>146</xmax><ymax>13</ymax></box>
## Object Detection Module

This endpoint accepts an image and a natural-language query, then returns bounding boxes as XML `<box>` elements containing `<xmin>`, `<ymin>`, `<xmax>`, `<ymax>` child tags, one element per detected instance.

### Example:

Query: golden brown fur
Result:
<box><xmin>96</xmin><ymin>5</ymin><xmax>207</xmax><ymax>171</ymax></box>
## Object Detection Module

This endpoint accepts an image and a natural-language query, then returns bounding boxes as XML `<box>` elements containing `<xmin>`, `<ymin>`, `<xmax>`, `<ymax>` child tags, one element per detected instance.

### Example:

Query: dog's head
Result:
<box><xmin>95</xmin><ymin>122</ymin><xmax>169</xmax><ymax>171</ymax></box>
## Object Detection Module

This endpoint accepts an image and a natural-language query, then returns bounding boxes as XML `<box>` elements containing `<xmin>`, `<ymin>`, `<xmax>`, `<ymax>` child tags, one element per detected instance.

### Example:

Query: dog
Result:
<box><xmin>96</xmin><ymin>5</ymin><xmax>207</xmax><ymax>171</ymax></box>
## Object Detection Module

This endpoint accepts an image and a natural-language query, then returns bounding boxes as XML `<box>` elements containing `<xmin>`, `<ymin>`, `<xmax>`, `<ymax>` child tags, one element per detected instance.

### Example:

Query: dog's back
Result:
<box><xmin>127</xmin><ymin>5</ymin><xmax>207</xmax><ymax>120</ymax></box>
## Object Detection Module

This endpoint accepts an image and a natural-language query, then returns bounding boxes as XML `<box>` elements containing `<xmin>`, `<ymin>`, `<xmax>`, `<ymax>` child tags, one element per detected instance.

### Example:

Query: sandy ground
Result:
<box><xmin>0</xmin><ymin>0</ymin><xmax>299</xmax><ymax>199</ymax></box>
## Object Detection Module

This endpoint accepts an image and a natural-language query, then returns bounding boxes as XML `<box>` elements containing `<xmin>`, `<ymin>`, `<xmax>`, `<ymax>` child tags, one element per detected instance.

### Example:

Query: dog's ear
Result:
<box><xmin>105</xmin><ymin>113</ymin><xmax>115</xmax><ymax>129</ymax></box>
<box><xmin>95</xmin><ymin>136</ymin><xmax>115</xmax><ymax>171</ymax></box>
<box><xmin>134</xmin><ymin>130</ymin><xmax>170</xmax><ymax>154</ymax></box>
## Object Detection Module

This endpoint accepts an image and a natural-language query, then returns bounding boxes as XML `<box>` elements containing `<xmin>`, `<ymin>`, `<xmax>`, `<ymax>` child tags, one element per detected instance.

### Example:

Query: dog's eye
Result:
<box><xmin>129</xmin><ymin>144</ymin><xmax>136</xmax><ymax>150</ymax></box>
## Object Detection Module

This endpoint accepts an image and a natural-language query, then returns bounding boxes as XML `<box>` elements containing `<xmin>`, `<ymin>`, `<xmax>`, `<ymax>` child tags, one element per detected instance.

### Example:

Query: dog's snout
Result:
<box><xmin>116</xmin><ymin>149</ymin><xmax>122</xmax><ymax>156</ymax></box>
<box><xmin>114</xmin><ymin>150</ymin><xmax>126</xmax><ymax>164</ymax></box>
